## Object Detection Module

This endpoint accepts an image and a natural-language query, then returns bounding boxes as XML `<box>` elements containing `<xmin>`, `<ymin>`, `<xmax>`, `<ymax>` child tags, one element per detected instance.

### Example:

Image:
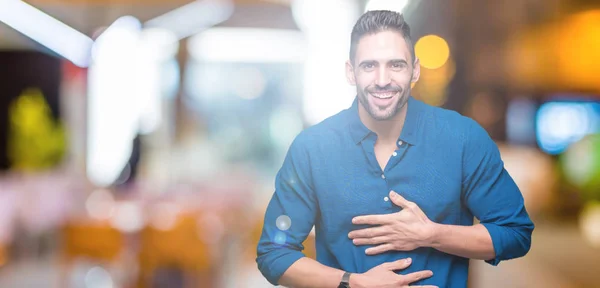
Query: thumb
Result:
<box><xmin>389</xmin><ymin>191</ymin><xmax>411</xmax><ymax>208</ymax></box>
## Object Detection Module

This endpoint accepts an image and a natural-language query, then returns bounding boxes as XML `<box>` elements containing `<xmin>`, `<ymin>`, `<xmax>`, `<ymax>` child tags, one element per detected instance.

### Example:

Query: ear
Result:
<box><xmin>345</xmin><ymin>60</ymin><xmax>356</xmax><ymax>86</ymax></box>
<box><xmin>411</xmin><ymin>57</ymin><xmax>421</xmax><ymax>83</ymax></box>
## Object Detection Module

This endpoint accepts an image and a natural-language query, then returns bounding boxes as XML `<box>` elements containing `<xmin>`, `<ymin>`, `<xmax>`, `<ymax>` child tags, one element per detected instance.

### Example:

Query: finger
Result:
<box><xmin>352</xmin><ymin>214</ymin><xmax>392</xmax><ymax>225</ymax></box>
<box><xmin>365</xmin><ymin>243</ymin><xmax>394</xmax><ymax>255</ymax></box>
<box><xmin>403</xmin><ymin>270</ymin><xmax>434</xmax><ymax>284</ymax></box>
<box><xmin>409</xmin><ymin>286</ymin><xmax>438</xmax><ymax>288</ymax></box>
<box><xmin>348</xmin><ymin>226</ymin><xmax>388</xmax><ymax>239</ymax></box>
<box><xmin>389</xmin><ymin>191</ymin><xmax>413</xmax><ymax>209</ymax></box>
<box><xmin>384</xmin><ymin>257</ymin><xmax>412</xmax><ymax>271</ymax></box>
<box><xmin>352</xmin><ymin>236</ymin><xmax>389</xmax><ymax>246</ymax></box>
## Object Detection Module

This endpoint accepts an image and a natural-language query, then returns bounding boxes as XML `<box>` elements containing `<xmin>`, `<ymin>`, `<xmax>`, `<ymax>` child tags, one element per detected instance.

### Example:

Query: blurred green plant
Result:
<box><xmin>560</xmin><ymin>134</ymin><xmax>600</xmax><ymax>202</ymax></box>
<box><xmin>7</xmin><ymin>88</ymin><xmax>66</xmax><ymax>171</ymax></box>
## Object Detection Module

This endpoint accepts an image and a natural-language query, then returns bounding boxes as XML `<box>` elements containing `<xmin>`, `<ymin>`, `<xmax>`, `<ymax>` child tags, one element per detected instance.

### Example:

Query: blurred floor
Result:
<box><xmin>470</xmin><ymin>219</ymin><xmax>600</xmax><ymax>288</ymax></box>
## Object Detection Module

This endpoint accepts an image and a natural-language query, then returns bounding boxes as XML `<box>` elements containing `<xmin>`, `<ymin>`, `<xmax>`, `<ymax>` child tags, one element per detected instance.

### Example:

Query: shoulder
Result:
<box><xmin>416</xmin><ymin>98</ymin><xmax>496</xmax><ymax>151</ymax></box>
<box><xmin>416</xmin><ymin>99</ymin><xmax>477</xmax><ymax>139</ymax></box>
<box><xmin>287</xmin><ymin>108</ymin><xmax>350</xmax><ymax>153</ymax></box>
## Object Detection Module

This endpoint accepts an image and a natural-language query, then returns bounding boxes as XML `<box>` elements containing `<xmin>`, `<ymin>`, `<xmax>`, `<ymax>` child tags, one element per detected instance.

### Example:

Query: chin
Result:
<box><xmin>368</xmin><ymin>106</ymin><xmax>397</xmax><ymax>121</ymax></box>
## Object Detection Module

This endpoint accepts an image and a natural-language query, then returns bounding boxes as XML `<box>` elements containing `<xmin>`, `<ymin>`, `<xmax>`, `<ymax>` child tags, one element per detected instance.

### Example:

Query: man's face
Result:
<box><xmin>346</xmin><ymin>30</ymin><xmax>420</xmax><ymax>121</ymax></box>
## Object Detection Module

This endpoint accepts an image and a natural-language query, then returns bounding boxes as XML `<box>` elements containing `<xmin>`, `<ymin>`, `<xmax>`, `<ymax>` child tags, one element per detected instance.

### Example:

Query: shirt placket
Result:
<box><xmin>361</xmin><ymin>136</ymin><xmax>410</xmax><ymax>210</ymax></box>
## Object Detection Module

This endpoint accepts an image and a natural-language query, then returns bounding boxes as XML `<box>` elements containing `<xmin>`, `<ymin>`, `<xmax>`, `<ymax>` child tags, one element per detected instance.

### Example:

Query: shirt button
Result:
<box><xmin>398</xmin><ymin>140</ymin><xmax>404</xmax><ymax>146</ymax></box>
<box><xmin>381</xmin><ymin>174</ymin><xmax>386</xmax><ymax>179</ymax></box>
<box><xmin>384</xmin><ymin>196</ymin><xmax>389</xmax><ymax>202</ymax></box>
<box><xmin>392</xmin><ymin>151</ymin><xmax>398</xmax><ymax>157</ymax></box>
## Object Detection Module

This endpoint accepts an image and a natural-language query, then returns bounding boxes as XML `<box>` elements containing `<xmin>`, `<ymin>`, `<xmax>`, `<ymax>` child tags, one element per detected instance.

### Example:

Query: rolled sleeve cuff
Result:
<box><xmin>481</xmin><ymin>223</ymin><xmax>504</xmax><ymax>266</ymax></box>
<box><xmin>259</xmin><ymin>250</ymin><xmax>305</xmax><ymax>285</ymax></box>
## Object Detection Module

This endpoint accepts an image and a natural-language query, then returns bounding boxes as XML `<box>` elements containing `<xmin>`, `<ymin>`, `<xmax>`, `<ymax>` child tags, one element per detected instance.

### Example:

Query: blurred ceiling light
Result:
<box><xmin>188</xmin><ymin>28</ymin><xmax>306</xmax><ymax>63</ymax></box>
<box><xmin>415</xmin><ymin>34</ymin><xmax>450</xmax><ymax>70</ymax></box>
<box><xmin>291</xmin><ymin>0</ymin><xmax>360</xmax><ymax>125</ymax></box>
<box><xmin>94</xmin><ymin>15</ymin><xmax>141</xmax><ymax>43</ymax></box>
<box><xmin>0</xmin><ymin>0</ymin><xmax>93</xmax><ymax>67</ymax></box>
<box><xmin>138</xmin><ymin>28</ymin><xmax>179</xmax><ymax>62</ymax></box>
<box><xmin>365</xmin><ymin>0</ymin><xmax>409</xmax><ymax>13</ymax></box>
<box><xmin>144</xmin><ymin>0</ymin><xmax>234</xmax><ymax>40</ymax></box>
<box><xmin>135</xmin><ymin>28</ymin><xmax>178</xmax><ymax>135</ymax></box>
<box><xmin>292</xmin><ymin>0</ymin><xmax>358</xmax><ymax>34</ymax></box>
<box><xmin>87</xmin><ymin>16</ymin><xmax>142</xmax><ymax>187</ymax></box>
<box><xmin>92</xmin><ymin>15</ymin><xmax>141</xmax><ymax>63</ymax></box>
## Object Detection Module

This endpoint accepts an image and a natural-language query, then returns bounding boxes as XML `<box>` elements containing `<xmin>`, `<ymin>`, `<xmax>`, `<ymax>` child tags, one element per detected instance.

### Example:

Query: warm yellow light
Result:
<box><xmin>505</xmin><ymin>9</ymin><xmax>600</xmax><ymax>92</ymax></box>
<box><xmin>415</xmin><ymin>35</ymin><xmax>450</xmax><ymax>70</ymax></box>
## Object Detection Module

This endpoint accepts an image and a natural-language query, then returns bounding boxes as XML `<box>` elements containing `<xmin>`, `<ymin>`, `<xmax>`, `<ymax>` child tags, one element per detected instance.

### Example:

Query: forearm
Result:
<box><xmin>428</xmin><ymin>223</ymin><xmax>495</xmax><ymax>260</ymax></box>
<box><xmin>279</xmin><ymin>257</ymin><xmax>346</xmax><ymax>288</ymax></box>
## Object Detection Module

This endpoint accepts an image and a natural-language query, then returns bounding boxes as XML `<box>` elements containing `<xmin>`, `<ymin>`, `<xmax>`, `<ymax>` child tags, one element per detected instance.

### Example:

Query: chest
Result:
<box><xmin>374</xmin><ymin>143</ymin><xmax>397</xmax><ymax>171</ymax></box>
<box><xmin>312</xmin><ymin>142</ymin><xmax>463</xmax><ymax>241</ymax></box>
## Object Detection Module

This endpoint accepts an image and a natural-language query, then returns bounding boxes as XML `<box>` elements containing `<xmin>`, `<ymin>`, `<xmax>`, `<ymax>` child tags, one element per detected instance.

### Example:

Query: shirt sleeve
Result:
<box><xmin>461</xmin><ymin>118</ymin><xmax>534</xmax><ymax>266</ymax></box>
<box><xmin>256</xmin><ymin>132</ymin><xmax>319</xmax><ymax>285</ymax></box>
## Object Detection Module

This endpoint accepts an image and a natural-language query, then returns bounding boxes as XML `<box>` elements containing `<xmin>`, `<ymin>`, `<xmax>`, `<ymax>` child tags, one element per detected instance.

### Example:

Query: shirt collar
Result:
<box><xmin>347</xmin><ymin>95</ymin><xmax>423</xmax><ymax>145</ymax></box>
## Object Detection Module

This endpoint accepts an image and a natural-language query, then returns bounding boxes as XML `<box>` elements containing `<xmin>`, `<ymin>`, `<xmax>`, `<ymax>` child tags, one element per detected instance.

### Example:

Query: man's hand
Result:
<box><xmin>350</xmin><ymin>258</ymin><xmax>437</xmax><ymax>288</ymax></box>
<box><xmin>348</xmin><ymin>191</ymin><xmax>437</xmax><ymax>255</ymax></box>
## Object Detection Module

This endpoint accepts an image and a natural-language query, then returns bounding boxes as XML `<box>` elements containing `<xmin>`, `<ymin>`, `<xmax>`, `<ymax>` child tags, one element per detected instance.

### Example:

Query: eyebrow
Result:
<box><xmin>389</xmin><ymin>59</ymin><xmax>408</xmax><ymax>66</ymax></box>
<box><xmin>358</xmin><ymin>59</ymin><xmax>408</xmax><ymax>67</ymax></box>
<box><xmin>358</xmin><ymin>60</ymin><xmax>378</xmax><ymax>67</ymax></box>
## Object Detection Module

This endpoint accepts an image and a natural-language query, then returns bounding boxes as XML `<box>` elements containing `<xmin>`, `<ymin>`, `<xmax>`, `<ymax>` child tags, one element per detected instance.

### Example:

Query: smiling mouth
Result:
<box><xmin>370</xmin><ymin>91</ymin><xmax>399</xmax><ymax>99</ymax></box>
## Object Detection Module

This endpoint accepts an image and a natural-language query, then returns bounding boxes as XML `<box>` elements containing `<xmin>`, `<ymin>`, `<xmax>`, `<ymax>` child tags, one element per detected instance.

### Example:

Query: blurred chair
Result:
<box><xmin>62</xmin><ymin>220</ymin><xmax>124</xmax><ymax>261</ymax></box>
<box><xmin>60</xmin><ymin>220</ymin><xmax>125</xmax><ymax>287</ymax></box>
<box><xmin>0</xmin><ymin>242</ymin><xmax>7</xmax><ymax>268</ymax></box>
<box><xmin>137</xmin><ymin>213</ymin><xmax>214</xmax><ymax>288</ymax></box>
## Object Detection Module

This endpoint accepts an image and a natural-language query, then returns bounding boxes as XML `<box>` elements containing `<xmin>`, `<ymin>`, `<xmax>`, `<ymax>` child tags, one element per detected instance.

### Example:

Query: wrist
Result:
<box><xmin>348</xmin><ymin>273</ymin><xmax>364</xmax><ymax>288</ymax></box>
<box><xmin>426</xmin><ymin>222</ymin><xmax>442</xmax><ymax>248</ymax></box>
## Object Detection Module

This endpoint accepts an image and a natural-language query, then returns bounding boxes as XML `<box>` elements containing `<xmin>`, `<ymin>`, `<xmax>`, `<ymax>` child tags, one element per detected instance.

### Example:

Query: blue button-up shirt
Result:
<box><xmin>257</xmin><ymin>96</ymin><xmax>534</xmax><ymax>287</ymax></box>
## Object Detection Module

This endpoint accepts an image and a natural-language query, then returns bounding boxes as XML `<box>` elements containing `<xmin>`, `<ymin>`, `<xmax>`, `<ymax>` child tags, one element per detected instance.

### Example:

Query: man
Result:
<box><xmin>257</xmin><ymin>10</ymin><xmax>534</xmax><ymax>288</ymax></box>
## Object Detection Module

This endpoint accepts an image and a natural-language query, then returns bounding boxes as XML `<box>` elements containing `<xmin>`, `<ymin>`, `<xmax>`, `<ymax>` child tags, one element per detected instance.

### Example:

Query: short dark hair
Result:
<box><xmin>349</xmin><ymin>10</ymin><xmax>415</xmax><ymax>65</ymax></box>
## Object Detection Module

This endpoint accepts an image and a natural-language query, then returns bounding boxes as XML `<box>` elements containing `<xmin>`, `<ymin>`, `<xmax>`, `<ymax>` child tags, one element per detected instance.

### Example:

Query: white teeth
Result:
<box><xmin>371</xmin><ymin>92</ymin><xmax>396</xmax><ymax>99</ymax></box>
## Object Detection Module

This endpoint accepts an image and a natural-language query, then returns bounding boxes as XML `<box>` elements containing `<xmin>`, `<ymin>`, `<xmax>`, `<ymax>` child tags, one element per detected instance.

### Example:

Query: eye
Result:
<box><xmin>391</xmin><ymin>62</ymin><xmax>407</xmax><ymax>70</ymax></box>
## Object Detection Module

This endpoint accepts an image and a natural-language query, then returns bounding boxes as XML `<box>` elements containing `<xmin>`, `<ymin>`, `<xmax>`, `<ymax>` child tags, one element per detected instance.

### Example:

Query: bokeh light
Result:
<box><xmin>149</xmin><ymin>202</ymin><xmax>180</xmax><ymax>231</ymax></box>
<box><xmin>579</xmin><ymin>201</ymin><xmax>600</xmax><ymax>248</ymax></box>
<box><xmin>276</xmin><ymin>215</ymin><xmax>292</xmax><ymax>231</ymax></box>
<box><xmin>415</xmin><ymin>34</ymin><xmax>450</xmax><ymax>70</ymax></box>
<box><xmin>561</xmin><ymin>134</ymin><xmax>600</xmax><ymax>200</ymax></box>
<box><xmin>84</xmin><ymin>266</ymin><xmax>114</xmax><ymax>288</ymax></box>
<box><xmin>537</xmin><ymin>102</ymin><xmax>600</xmax><ymax>155</ymax></box>
<box><xmin>85</xmin><ymin>189</ymin><xmax>115</xmax><ymax>220</ymax></box>
<box><xmin>274</xmin><ymin>231</ymin><xmax>287</xmax><ymax>245</ymax></box>
<box><xmin>109</xmin><ymin>202</ymin><xmax>144</xmax><ymax>233</ymax></box>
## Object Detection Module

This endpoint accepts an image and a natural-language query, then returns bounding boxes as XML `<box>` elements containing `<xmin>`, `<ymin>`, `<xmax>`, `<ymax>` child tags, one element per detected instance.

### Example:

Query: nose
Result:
<box><xmin>375</xmin><ymin>67</ymin><xmax>391</xmax><ymax>87</ymax></box>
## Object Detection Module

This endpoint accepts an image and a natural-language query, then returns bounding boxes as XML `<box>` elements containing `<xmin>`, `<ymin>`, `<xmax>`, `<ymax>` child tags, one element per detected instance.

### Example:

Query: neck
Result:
<box><xmin>358</xmin><ymin>100</ymin><xmax>409</xmax><ymax>145</ymax></box>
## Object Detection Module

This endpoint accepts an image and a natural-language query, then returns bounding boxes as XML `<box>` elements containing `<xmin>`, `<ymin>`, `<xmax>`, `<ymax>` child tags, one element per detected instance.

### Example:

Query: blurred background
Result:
<box><xmin>0</xmin><ymin>0</ymin><xmax>599</xmax><ymax>287</ymax></box>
